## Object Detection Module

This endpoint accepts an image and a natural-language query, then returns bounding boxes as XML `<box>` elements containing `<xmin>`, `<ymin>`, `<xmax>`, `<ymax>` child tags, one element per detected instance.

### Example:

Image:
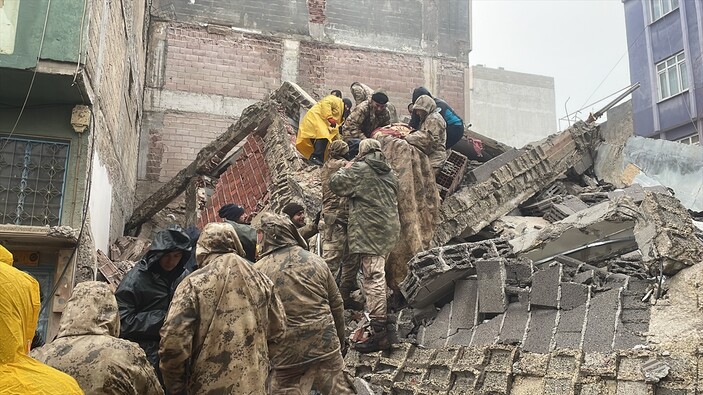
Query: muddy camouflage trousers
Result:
<box><xmin>339</xmin><ymin>254</ymin><xmax>388</xmax><ymax>318</ymax></box>
<box><xmin>269</xmin><ymin>352</ymin><xmax>355</xmax><ymax>395</ymax></box>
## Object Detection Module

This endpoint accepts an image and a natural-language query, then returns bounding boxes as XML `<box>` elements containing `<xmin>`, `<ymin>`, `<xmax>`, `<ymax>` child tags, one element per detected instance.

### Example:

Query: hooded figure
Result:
<box><xmin>31</xmin><ymin>282</ymin><xmax>163</xmax><ymax>395</ymax></box>
<box><xmin>0</xmin><ymin>245</ymin><xmax>84</xmax><ymax>395</ymax></box>
<box><xmin>320</xmin><ymin>140</ymin><xmax>351</xmax><ymax>280</ymax></box>
<box><xmin>296</xmin><ymin>95</ymin><xmax>345</xmax><ymax>165</ymax></box>
<box><xmin>219</xmin><ymin>203</ymin><xmax>258</xmax><ymax>262</ymax></box>
<box><xmin>159</xmin><ymin>222</ymin><xmax>286</xmax><ymax>395</ymax></box>
<box><xmin>115</xmin><ymin>227</ymin><xmax>192</xmax><ymax>380</ymax></box>
<box><xmin>253</xmin><ymin>213</ymin><xmax>354</xmax><ymax>395</ymax></box>
<box><xmin>329</xmin><ymin>139</ymin><xmax>400</xmax><ymax>352</ymax></box>
<box><xmin>406</xmin><ymin>94</ymin><xmax>447</xmax><ymax>174</ymax></box>
<box><xmin>409</xmin><ymin>86</ymin><xmax>465</xmax><ymax>148</ymax></box>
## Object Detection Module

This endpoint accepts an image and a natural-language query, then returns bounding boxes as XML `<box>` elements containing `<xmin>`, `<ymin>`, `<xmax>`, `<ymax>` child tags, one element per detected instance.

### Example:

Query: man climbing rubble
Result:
<box><xmin>32</xmin><ymin>282</ymin><xmax>163</xmax><ymax>395</ymax></box>
<box><xmin>0</xmin><ymin>245</ymin><xmax>84</xmax><ymax>394</ymax></box>
<box><xmin>320</xmin><ymin>140</ymin><xmax>353</xmax><ymax>281</ymax></box>
<box><xmin>159</xmin><ymin>222</ymin><xmax>286</xmax><ymax>394</ymax></box>
<box><xmin>342</xmin><ymin>91</ymin><xmax>392</xmax><ymax>141</ymax></box>
<box><xmin>330</xmin><ymin>138</ymin><xmax>401</xmax><ymax>352</ymax></box>
<box><xmin>282</xmin><ymin>202</ymin><xmax>318</xmax><ymax>241</ymax></box>
<box><xmin>115</xmin><ymin>227</ymin><xmax>191</xmax><ymax>385</ymax></box>
<box><xmin>295</xmin><ymin>93</ymin><xmax>345</xmax><ymax>166</ymax></box>
<box><xmin>253</xmin><ymin>213</ymin><xmax>355</xmax><ymax>394</ymax></box>
<box><xmin>405</xmin><ymin>94</ymin><xmax>448</xmax><ymax>175</ymax></box>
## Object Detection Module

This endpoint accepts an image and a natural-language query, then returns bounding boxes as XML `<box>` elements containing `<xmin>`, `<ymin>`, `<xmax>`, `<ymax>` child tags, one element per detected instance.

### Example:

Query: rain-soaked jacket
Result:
<box><xmin>342</xmin><ymin>99</ymin><xmax>392</xmax><ymax>140</ymax></box>
<box><xmin>406</xmin><ymin>95</ymin><xmax>447</xmax><ymax>172</ymax></box>
<box><xmin>31</xmin><ymin>282</ymin><xmax>163</xmax><ymax>395</ymax></box>
<box><xmin>329</xmin><ymin>144</ymin><xmax>401</xmax><ymax>256</ymax></box>
<box><xmin>409</xmin><ymin>86</ymin><xmax>464</xmax><ymax>148</ymax></box>
<box><xmin>0</xmin><ymin>245</ymin><xmax>83</xmax><ymax>395</ymax></box>
<box><xmin>115</xmin><ymin>228</ymin><xmax>192</xmax><ymax>372</ymax></box>
<box><xmin>296</xmin><ymin>95</ymin><xmax>344</xmax><ymax>160</ymax></box>
<box><xmin>159</xmin><ymin>222</ymin><xmax>286</xmax><ymax>394</ymax></box>
<box><xmin>321</xmin><ymin>140</ymin><xmax>350</xmax><ymax>225</ymax></box>
<box><xmin>253</xmin><ymin>213</ymin><xmax>346</xmax><ymax>369</ymax></box>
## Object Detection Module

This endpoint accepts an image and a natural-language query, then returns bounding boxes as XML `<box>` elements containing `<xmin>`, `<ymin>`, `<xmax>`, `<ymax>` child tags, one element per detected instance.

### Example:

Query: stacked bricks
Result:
<box><xmin>346</xmin><ymin>344</ymin><xmax>695</xmax><ymax>394</ymax></box>
<box><xmin>432</xmin><ymin>121</ymin><xmax>600</xmax><ymax>246</ymax></box>
<box><xmin>436</xmin><ymin>150</ymin><xmax>468</xmax><ymax>200</ymax></box>
<box><xmin>198</xmin><ymin>136</ymin><xmax>269</xmax><ymax>227</ymax></box>
<box><xmin>164</xmin><ymin>26</ymin><xmax>283</xmax><ymax>100</ymax></box>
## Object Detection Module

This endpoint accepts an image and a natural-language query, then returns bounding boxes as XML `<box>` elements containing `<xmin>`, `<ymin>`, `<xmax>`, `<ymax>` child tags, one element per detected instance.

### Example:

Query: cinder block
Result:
<box><xmin>449</xmin><ymin>278</ymin><xmax>478</xmax><ymax>332</ymax></box>
<box><xmin>498</xmin><ymin>302</ymin><xmax>529</xmax><ymax>345</ymax></box>
<box><xmin>531</xmin><ymin>263</ymin><xmax>561</xmax><ymax>308</ymax></box>
<box><xmin>543</xmin><ymin>377</ymin><xmax>575</xmax><ymax>395</ymax></box>
<box><xmin>583</xmin><ymin>289</ymin><xmax>620</xmax><ymax>353</ymax></box>
<box><xmin>616</xmin><ymin>380</ymin><xmax>652</xmax><ymax>395</ymax></box>
<box><xmin>523</xmin><ymin>309</ymin><xmax>558</xmax><ymax>353</ymax></box>
<box><xmin>560</xmin><ymin>282</ymin><xmax>589</xmax><ymax>310</ymax></box>
<box><xmin>420</xmin><ymin>302</ymin><xmax>452</xmax><ymax>348</ymax></box>
<box><xmin>476</xmin><ymin>260</ymin><xmax>507</xmax><ymax>314</ymax></box>
<box><xmin>470</xmin><ymin>314</ymin><xmax>503</xmax><ymax>347</ymax></box>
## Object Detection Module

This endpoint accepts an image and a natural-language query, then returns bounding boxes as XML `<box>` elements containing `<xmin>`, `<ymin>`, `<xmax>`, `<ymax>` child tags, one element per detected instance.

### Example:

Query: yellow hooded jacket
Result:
<box><xmin>295</xmin><ymin>95</ymin><xmax>344</xmax><ymax>160</ymax></box>
<box><xmin>0</xmin><ymin>245</ymin><xmax>84</xmax><ymax>394</ymax></box>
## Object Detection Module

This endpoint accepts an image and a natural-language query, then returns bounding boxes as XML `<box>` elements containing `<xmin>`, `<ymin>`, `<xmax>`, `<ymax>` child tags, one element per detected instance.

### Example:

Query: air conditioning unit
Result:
<box><xmin>14</xmin><ymin>251</ymin><xmax>40</xmax><ymax>266</ymax></box>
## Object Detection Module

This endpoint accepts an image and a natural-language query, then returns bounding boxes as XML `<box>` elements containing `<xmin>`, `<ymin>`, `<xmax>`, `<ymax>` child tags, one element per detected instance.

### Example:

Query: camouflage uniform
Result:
<box><xmin>350</xmin><ymin>82</ymin><xmax>374</xmax><ymax>105</ymax></box>
<box><xmin>406</xmin><ymin>95</ymin><xmax>447</xmax><ymax>174</ymax></box>
<box><xmin>321</xmin><ymin>140</ymin><xmax>351</xmax><ymax>277</ymax></box>
<box><xmin>31</xmin><ymin>282</ymin><xmax>163</xmax><ymax>395</ymax></box>
<box><xmin>253</xmin><ymin>213</ymin><xmax>354</xmax><ymax>395</ymax></box>
<box><xmin>329</xmin><ymin>139</ymin><xmax>400</xmax><ymax>318</ymax></box>
<box><xmin>159</xmin><ymin>222</ymin><xmax>286</xmax><ymax>395</ymax></box>
<box><xmin>342</xmin><ymin>99</ymin><xmax>391</xmax><ymax>140</ymax></box>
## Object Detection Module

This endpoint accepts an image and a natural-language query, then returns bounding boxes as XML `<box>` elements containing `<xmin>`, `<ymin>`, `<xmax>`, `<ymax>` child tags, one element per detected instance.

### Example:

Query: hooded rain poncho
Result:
<box><xmin>296</xmin><ymin>95</ymin><xmax>344</xmax><ymax>160</ymax></box>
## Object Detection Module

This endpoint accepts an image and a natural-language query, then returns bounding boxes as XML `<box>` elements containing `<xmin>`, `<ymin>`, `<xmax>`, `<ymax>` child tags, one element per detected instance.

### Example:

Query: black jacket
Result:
<box><xmin>115</xmin><ymin>228</ymin><xmax>191</xmax><ymax>371</ymax></box>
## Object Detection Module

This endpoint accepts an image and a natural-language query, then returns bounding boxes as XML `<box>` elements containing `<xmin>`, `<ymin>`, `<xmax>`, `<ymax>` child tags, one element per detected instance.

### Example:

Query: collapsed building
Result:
<box><xmin>103</xmin><ymin>82</ymin><xmax>703</xmax><ymax>394</ymax></box>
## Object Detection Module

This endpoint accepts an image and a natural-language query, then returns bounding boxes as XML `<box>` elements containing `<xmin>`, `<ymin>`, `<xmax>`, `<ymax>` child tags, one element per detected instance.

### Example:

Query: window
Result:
<box><xmin>0</xmin><ymin>136</ymin><xmax>70</xmax><ymax>226</ymax></box>
<box><xmin>676</xmin><ymin>133</ymin><xmax>700</xmax><ymax>145</ymax></box>
<box><xmin>656</xmin><ymin>52</ymin><xmax>688</xmax><ymax>101</ymax></box>
<box><xmin>650</xmin><ymin>0</ymin><xmax>679</xmax><ymax>21</ymax></box>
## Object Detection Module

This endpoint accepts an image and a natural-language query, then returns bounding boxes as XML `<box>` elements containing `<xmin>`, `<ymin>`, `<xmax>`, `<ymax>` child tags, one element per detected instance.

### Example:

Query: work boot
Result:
<box><xmin>353</xmin><ymin>319</ymin><xmax>391</xmax><ymax>353</ymax></box>
<box><xmin>309</xmin><ymin>139</ymin><xmax>328</xmax><ymax>166</ymax></box>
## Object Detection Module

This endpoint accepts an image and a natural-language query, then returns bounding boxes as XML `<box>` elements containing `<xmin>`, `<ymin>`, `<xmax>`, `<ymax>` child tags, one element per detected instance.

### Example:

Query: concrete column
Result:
<box><xmin>423</xmin><ymin>57</ymin><xmax>439</xmax><ymax>95</ymax></box>
<box><xmin>145</xmin><ymin>22</ymin><xmax>168</xmax><ymax>89</ymax></box>
<box><xmin>421</xmin><ymin>0</ymin><xmax>439</xmax><ymax>55</ymax></box>
<box><xmin>281</xmin><ymin>39</ymin><xmax>300</xmax><ymax>84</ymax></box>
<box><xmin>464</xmin><ymin>66</ymin><xmax>472</xmax><ymax>124</ymax></box>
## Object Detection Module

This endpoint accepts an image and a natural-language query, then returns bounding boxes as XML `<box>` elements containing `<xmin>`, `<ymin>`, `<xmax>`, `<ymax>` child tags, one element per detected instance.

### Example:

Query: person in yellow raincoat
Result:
<box><xmin>0</xmin><ymin>245</ymin><xmax>84</xmax><ymax>394</ymax></box>
<box><xmin>296</xmin><ymin>94</ymin><xmax>346</xmax><ymax>166</ymax></box>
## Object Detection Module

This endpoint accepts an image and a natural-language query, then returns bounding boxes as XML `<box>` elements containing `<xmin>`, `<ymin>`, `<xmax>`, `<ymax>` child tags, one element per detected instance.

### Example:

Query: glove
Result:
<box><xmin>327</xmin><ymin>117</ymin><xmax>337</xmax><ymax>127</ymax></box>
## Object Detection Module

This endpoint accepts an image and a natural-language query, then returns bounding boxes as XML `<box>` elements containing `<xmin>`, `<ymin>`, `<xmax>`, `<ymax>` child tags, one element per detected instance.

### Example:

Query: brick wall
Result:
<box><xmin>199</xmin><ymin>136</ymin><xmax>269</xmax><ymax>227</ymax></box>
<box><xmin>438</xmin><ymin>59</ymin><xmax>466</xmax><ymax>118</ymax></box>
<box><xmin>164</xmin><ymin>26</ymin><xmax>283</xmax><ymax>100</ymax></box>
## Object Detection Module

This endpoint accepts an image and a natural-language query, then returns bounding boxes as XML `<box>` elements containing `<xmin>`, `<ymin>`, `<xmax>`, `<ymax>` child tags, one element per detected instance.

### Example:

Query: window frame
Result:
<box><xmin>656</xmin><ymin>51</ymin><xmax>688</xmax><ymax>102</ymax></box>
<box><xmin>649</xmin><ymin>0</ymin><xmax>679</xmax><ymax>22</ymax></box>
<box><xmin>675</xmin><ymin>133</ymin><xmax>700</xmax><ymax>145</ymax></box>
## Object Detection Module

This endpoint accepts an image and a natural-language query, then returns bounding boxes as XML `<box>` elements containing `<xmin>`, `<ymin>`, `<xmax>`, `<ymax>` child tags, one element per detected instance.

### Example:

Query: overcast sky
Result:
<box><xmin>470</xmin><ymin>0</ymin><xmax>632</xmax><ymax>130</ymax></box>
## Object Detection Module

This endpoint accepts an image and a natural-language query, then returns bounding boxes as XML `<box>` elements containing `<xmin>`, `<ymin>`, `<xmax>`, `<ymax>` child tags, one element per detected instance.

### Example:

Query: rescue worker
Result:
<box><xmin>282</xmin><ymin>202</ymin><xmax>318</xmax><ymax>241</ymax></box>
<box><xmin>219</xmin><ymin>203</ymin><xmax>257</xmax><ymax>261</ymax></box>
<box><xmin>329</xmin><ymin>138</ymin><xmax>401</xmax><ymax>352</ymax></box>
<box><xmin>330</xmin><ymin>89</ymin><xmax>343</xmax><ymax>98</ymax></box>
<box><xmin>350</xmin><ymin>82</ymin><xmax>374</xmax><ymax>105</ymax></box>
<box><xmin>409</xmin><ymin>86</ymin><xmax>464</xmax><ymax>149</ymax></box>
<box><xmin>343</xmin><ymin>91</ymin><xmax>392</xmax><ymax>141</ymax></box>
<box><xmin>253</xmin><ymin>213</ymin><xmax>354</xmax><ymax>395</ymax></box>
<box><xmin>320</xmin><ymin>140</ymin><xmax>353</xmax><ymax>284</ymax></box>
<box><xmin>32</xmin><ymin>282</ymin><xmax>163</xmax><ymax>395</ymax></box>
<box><xmin>159</xmin><ymin>222</ymin><xmax>286</xmax><ymax>395</ymax></box>
<box><xmin>0</xmin><ymin>245</ymin><xmax>83</xmax><ymax>394</ymax></box>
<box><xmin>295</xmin><ymin>94</ymin><xmax>345</xmax><ymax>166</ymax></box>
<box><xmin>406</xmin><ymin>94</ymin><xmax>448</xmax><ymax>174</ymax></box>
<box><xmin>115</xmin><ymin>227</ymin><xmax>191</xmax><ymax>383</ymax></box>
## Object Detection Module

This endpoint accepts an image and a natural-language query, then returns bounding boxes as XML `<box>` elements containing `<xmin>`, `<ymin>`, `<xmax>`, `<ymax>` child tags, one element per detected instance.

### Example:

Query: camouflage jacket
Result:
<box><xmin>406</xmin><ymin>96</ymin><xmax>447</xmax><ymax>171</ymax></box>
<box><xmin>254</xmin><ymin>213</ymin><xmax>346</xmax><ymax>369</ymax></box>
<box><xmin>343</xmin><ymin>99</ymin><xmax>391</xmax><ymax>140</ymax></box>
<box><xmin>31</xmin><ymin>282</ymin><xmax>163</xmax><ymax>395</ymax></box>
<box><xmin>329</xmin><ymin>150</ymin><xmax>401</xmax><ymax>256</ymax></box>
<box><xmin>159</xmin><ymin>223</ymin><xmax>286</xmax><ymax>395</ymax></box>
<box><xmin>321</xmin><ymin>157</ymin><xmax>349</xmax><ymax>225</ymax></box>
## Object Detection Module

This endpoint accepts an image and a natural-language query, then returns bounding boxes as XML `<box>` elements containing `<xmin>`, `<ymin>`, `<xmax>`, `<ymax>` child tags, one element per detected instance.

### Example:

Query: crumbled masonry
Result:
<box><xmin>107</xmin><ymin>82</ymin><xmax>703</xmax><ymax>394</ymax></box>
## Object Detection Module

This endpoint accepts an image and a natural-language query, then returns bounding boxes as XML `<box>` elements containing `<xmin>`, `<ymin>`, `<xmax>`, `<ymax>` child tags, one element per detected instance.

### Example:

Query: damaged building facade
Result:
<box><xmin>0</xmin><ymin>0</ymin><xmax>147</xmax><ymax>340</ymax></box>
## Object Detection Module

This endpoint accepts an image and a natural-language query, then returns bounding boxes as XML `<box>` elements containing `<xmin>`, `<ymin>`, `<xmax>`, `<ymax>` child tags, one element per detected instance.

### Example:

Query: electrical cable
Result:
<box><xmin>72</xmin><ymin>0</ymin><xmax>88</xmax><ymax>86</ymax></box>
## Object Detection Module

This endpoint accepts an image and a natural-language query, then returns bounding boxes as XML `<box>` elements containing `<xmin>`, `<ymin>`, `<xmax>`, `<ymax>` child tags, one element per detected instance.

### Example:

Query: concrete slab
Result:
<box><xmin>523</xmin><ymin>309</ymin><xmax>558</xmax><ymax>353</ymax></box>
<box><xmin>476</xmin><ymin>260</ymin><xmax>507</xmax><ymax>314</ymax></box>
<box><xmin>531</xmin><ymin>263</ymin><xmax>561</xmax><ymax>308</ymax></box>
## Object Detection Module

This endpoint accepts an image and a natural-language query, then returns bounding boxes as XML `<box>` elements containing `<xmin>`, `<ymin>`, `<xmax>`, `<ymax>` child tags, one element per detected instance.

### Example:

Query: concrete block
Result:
<box><xmin>554</xmin><ymin>332</ymin><xmax>582</xmax><ymax>349</ymax></box>
<box><xmin>523</xmin><ymin>309</ymin><xmax>558</xmax><ymax>353</ymax></box>
<box><xmin>560</xmin><ymin>282</ymin><xmax>589</xmax><ymax>310</ymax></box>
<box><xmin>583</xmin><ymin>289</ymin><xmax>620</xmax><ymax>353</ymax></box>
<box><xmin>530</xmin><ymin>263</ymin><xmax>561</xmax><ymax>308</ymax></box>
<box><xmin>476</xmin><ymin>260</ymin><xmax>507</xmax><ymax>314</ymax></box>
<box><xmin>505</xmin><ymin>260</ymin><xmax>533</xmax><ymax>286</ymax></box>
<box><xmin>412</xmin><ymin>304</ymin><xmax>439</xmax><ymax>325</ymax></box>
<box><xmin>616</xmin><ymin>380</ymin><xmax>652</xmax><ymax>395</ymax></box>
<box><xmin>466</xmin><ymin>148</ymin><xmax>522</xmax><ymax>183</ymax></box>
<box><xmin>446</xmin><ymin>328</ymin><xmax>473</xmax><ymax>346</ymax></box>
<box><xmin>617</xmin><ymin>356</ymin><xmax>648</xmax><ymax>381</ymax></box>
<box><xmin>498</xmin><ymin>302</ymin><xmax>529</xmax><ymax>345</ymax></box>
<box><xmin>546</xmin><ymin>352</ymin><xmax>580</xmax><ymax>379</ymax></box>
<box><xmin>425</xmin><ymin>363</ymin><xmax>453</xmax><ymax>391</ymax></box>
<box><xmin>515</xmin><ymin>351</ymin><xmax>550</xmax><ymax>377</ymax></box>
<box><xmin>620</xmin><ymin>308</ymin><xmax>650</xmax><ymax>324</ymax></box>
<box><xmin>478</xmin><ymin>371</ymin><xmax>511</xmax><ymax>394</ymax></box>
<box><xmin>420</xmin><ymin>302</ymin><xmax>452</xmax><ymax>348</ymax></box>
<box><xmin>486</xmin><ymin>346</ymin><xmax>517</xmax><ymax>372</ymax></box>
<box><xmin>470</xmin><ymin>314</ymin><xmax>503</xmax><ymax>347</ymax></box>
<box><xmin>578</xmin><ymin>379</ymin><xmax>618</xmax><ymax>395</ymax></box>
<box><xmin>581</xmin><ymin>352</ymin><xmax>618</xmax><ymax>377</ymax></box>
<box><xmin>543</xmin><ymin>377</ymin><xmax>575</xmax><ymax>395</ymax></box>
<box><xmin>450</xmin><ymin>278</ymin><xmax>478</xmax><ymax>332</ymax></box>
<box><xmin>509</xmin><ymin>376</ymin><xmax>545</xmax><ymax>395</ymax></box>
<box><xmin>574</xmin><ymin>269</ymin><xmax>596</xmax><ymax>284</ymax></box>
<box><xmin>557</xmin><ymin>304</ymin><xmax>587</xmax><ymax>333</ymax></box>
